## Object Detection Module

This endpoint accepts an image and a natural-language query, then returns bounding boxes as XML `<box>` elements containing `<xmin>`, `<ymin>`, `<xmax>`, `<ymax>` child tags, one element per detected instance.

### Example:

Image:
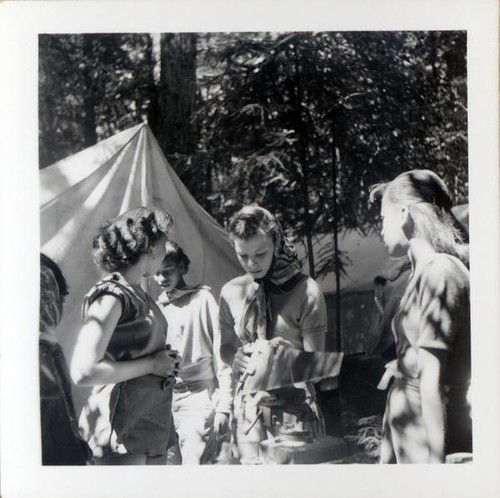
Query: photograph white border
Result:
<box><xmin>0</xmin><ymin>1</ymin><xmax>498</xmax><ymax>497</ymax></box>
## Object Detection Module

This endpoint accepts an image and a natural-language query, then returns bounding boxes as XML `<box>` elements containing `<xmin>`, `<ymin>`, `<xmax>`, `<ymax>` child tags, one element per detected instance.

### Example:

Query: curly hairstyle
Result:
<box><xmin>41</xmin><ymin>253</ymin><xmax>68</xmax><ymax>297</ymax></box>
<box><xmin>40</xmin><ymin>253</ymin><xmax>68</xmax><ymax>333</ymax></box>
<box><xmin>162</xmin><ymin>241</ymin><xmax>191</xmax><ymax>273</ymax></box>
<box><xmin>227</xmin><ymin>205</ymin><xmax>280</xmax><ymax>242</ymax></box>
<box><xmin>92</xmin><ymin>206</ymin><xmax>173</xmax><ymax>273</ymax></box>
<box><xmin>369</xmin><ymin>169</ymin><xmax>467</xmax><ymax>262</ymax></box>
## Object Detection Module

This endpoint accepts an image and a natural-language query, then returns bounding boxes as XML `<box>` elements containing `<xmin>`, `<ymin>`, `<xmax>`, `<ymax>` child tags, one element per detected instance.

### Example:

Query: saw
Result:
<box><xmin>239</xmin><ymin>339</ymin><xmax>344</xmax><ymax>394</ymax></box>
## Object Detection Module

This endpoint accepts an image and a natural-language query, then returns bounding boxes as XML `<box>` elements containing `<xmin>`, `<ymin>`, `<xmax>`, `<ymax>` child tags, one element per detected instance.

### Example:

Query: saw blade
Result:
<box><xmin>240</xmin><ymin>340</ymin><xmax>344</xmax><ymax>394</ymax></box>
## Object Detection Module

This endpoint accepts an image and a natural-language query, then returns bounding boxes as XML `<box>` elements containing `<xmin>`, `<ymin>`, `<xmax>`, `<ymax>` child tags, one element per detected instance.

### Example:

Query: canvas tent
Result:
<box><xmin>302</xmin><ymin>201</ymin><xmax>468</xmax><ymax>296</ymax></box>
<box><xmin>40</xmin><ymin>123</ymin><xmax>243</xmax><ymax>380</ymax></box>
<box><xmin>301</xmin><ymin>231</ymin><xmax>402</xmax><ymax>294</ymax></box>
<box><xmin>295</xmin><ymin>231</ymin><xmax>406</xmax><ymax>352</ymax></box>
<box><xmin>40</xmin><ymin>122</ymin><xmax>469</xmax><ymax>410</ymax></box>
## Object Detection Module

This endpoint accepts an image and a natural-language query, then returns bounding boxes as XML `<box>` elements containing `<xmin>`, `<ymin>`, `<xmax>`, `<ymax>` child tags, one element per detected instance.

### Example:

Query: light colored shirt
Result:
<box><xmin>219</xmin><ymin>273</ymin><xmax>327</xmax><ymax>351</ymax></box>
<box><xmin>157</xmin><ymin>287</ymin><xmax>233</xmax><ymax>413</ymax></box>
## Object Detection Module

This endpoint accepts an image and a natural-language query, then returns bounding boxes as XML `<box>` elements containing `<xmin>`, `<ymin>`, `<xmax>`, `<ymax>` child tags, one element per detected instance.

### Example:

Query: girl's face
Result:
<box><xmin>380</xmin><ymin>196</ymin><xmax>409</xmax><ymax>258</ymax></box>
<box><xmin>154</xmin><ymin>258</ymin><xmax>183</xmax><ymax>292</ymax></box>
<box><xmin>233</xmin><ymin>231</ymin><xmax>275</xmax><ymax>280</ymax></box>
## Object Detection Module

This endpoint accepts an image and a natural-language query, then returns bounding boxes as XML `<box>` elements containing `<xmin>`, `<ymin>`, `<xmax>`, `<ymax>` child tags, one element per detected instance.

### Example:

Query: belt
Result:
<box><xmin>173</xmin><ymin>378</ymin><xmax>214</xmax><ymax>394</ymax></box>
<box><xmin>394</xmin><ymin>376</ymin><xmax>420</xmax><ymax>390</ymax></box>
<box><xmin>173</xmin><ymin>383</ymin><xmax>190</xmax><ymax>393</ymax></box>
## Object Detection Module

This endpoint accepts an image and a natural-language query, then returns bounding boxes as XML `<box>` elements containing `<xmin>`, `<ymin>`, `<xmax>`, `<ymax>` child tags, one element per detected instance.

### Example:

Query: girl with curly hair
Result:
<box><xmin>71</xmin><ymin>207</ymin><xmax>180</xmax><ymax>465</ymax></box>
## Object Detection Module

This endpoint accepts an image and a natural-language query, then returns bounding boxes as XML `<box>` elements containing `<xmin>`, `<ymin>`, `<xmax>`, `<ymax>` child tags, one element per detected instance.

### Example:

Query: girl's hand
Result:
<box><xmin>149</xmin><ymin>349</ymin><xmax>181</xmax><ymax>378</ymax></box>
<box><xmin>269</xmin><ymin>336</ymin><xmax>294</xmax><ymax>350</ymax></box>
<box><xmin>377</xmin><ymin>359</ymin><xmax>402</xmax><ymax>390</ymax></box>
<box><xmin>232</xmin><ymin>345</ymin><xmax>253</xmax><ymax>375</ymax></box>
<box><xmin>214</xmin><ymin>412</ymin><xmax>230</xmax><ymax>440</ymax></box>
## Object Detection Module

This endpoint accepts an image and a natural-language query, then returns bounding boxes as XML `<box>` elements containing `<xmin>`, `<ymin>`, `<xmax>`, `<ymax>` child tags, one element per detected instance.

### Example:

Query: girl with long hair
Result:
<box><xmin>370</xmin><ymin>169</ymin><xmax>471</xmax><ymax>463</ymax></box>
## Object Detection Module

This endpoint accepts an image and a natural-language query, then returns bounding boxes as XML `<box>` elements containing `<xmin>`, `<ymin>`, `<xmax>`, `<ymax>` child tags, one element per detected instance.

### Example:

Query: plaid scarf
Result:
<box><xmin>238</xmin><ymin>218</ymin><xmax>303</xmax><ymax>343</ymax></box>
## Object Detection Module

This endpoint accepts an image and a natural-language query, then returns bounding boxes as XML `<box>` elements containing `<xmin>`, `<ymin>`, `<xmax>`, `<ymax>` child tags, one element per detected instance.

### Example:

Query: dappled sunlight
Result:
<box><xmin>384</xmin><ymin>380</ymin><xmax>429</xmax><ymax>463</ymax></box>
<box><xmin>40</xmin><ymin>124</ymin><xmax>145</xmax><ymax>207</ymax></box>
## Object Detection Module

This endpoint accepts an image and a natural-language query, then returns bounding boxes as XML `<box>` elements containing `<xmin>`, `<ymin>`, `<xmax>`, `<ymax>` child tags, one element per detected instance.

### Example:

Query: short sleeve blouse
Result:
<box><xmin>82</xmin><ymin>273</ymin><xmax>168</xmax><ymax>361</ymax></box>
<box><xmin>79</xmin><ymin>273</ymin><xmax>172</xmax><ymax>457</ymax></box>
<box><xmin>219</xmin><ymin>273</ymin><xmax>327</xmax><ymax>350</ymax></box>
<box><xmin>392</xmin><ymin>254</ymin><xmax>470</xmax><ymax>390</ymax></box>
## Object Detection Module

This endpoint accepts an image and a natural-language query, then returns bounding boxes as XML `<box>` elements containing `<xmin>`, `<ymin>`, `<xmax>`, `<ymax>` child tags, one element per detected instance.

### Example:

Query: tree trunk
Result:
<box><xmin>145</xmin><ymin>35</ymin><xmax>160</xmax><ymax>135</ymax></box>
<box><xmin>39</xmin><ymin>37</ymin><xmax>57</xmax><ymax>168</ymax></box>
<box><xmin>158</xmin><ymin>33</ymin><xmax>198</xmax><ymax>156</ymax></box>
<box><xmin>81</xmin><ymin>37</ymin><xmax>97</xmax><ymax>147</ymax></box>
<box><xmin>292</xmin><ymin>45</ymin><xmax>316</xmax><ymax>279</ymax></box>
<box><xmin>331</xmin><ymin>137</ymin><xmax>342</xmax><ymax>352</ymax></box>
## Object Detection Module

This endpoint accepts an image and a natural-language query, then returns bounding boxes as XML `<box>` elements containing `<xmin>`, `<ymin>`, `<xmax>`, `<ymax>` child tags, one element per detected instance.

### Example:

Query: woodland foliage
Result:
<box><xmin>39</xmin><ymin>31</ymin><xmax>468</xmax><ymax>279</ymax></box>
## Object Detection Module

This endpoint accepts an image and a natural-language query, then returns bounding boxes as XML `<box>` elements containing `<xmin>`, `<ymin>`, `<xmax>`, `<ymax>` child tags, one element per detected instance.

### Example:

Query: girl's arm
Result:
<box><xmin>417</xmin><ymin>257</ymin><xmax>470</xmax><ymax>462</ymax></box>
<box><xmin>218</xmin><ymin>292</ymin><xmax>242</xmax><ymax>367</ymax></box>
<box><xmin>203</xmin><ymin>293</ymin><xmax>233</xmax><ymax>415</ymax></box>
<box><xmin>418</xmin><ymin>347</ymin><xmax>446</xmax><ymax>463</ymax></box>
<box><xmin>71</xmin><ymin>294</ymin><xmax>176</xmax><ymax>387</ymax></box>
<box><xmin>301</xmin><ymin>279</ymin><xmax>327</xmax><ymax>353</ymax></box>
<box><xmin>303</xmin><ymin>332</ymin><xmax>325</xmax><ymax>352</ymax></box>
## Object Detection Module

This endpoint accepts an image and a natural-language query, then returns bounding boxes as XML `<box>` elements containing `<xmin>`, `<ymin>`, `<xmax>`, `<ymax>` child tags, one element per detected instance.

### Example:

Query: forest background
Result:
<box><xmin>39</xmin><ymin>31</ymin><xmax>469</xmax><ymax>357</ymax></box>
<box><xmin>39</xmin><ymin>31</ymin><xmax>468</xmax><ymax>285</ymax></box>
<box><xmin>37</xmin><ymin>31</ymin><xmax>469</xmax><ymax>455</ymax></box>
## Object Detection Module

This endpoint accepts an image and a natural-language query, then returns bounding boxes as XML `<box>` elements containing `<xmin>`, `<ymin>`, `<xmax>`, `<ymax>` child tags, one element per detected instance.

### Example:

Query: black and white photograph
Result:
<box><xmin>1</xmin><ymin>1</ymin><xmax>499</xmax><ymax>497</ymax></box>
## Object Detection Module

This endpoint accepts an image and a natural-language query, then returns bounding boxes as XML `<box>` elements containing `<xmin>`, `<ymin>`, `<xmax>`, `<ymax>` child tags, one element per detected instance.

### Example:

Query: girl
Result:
<box><xmin>219</xmin><ymin>205</ymin><xmax>328</xmax><ymax>464</ymax></box>
<box><xmin>71</xmin><ymin>207</ymin><xmax>180</xmax><ymax>465</ymax></box>
<box><xmin>40</xmin><ymin>254</ymin><xmax>91</xmax><ymax>465</ymax></box>
<box><xmin>154</xmin><ymin>242</ymin><xmax>232</xmax><ymax>464</ymax></box>
<box><xmin>370</xmin><ymin>169</ymin><xmax>471</xmax><ymax>463</ymax></box>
